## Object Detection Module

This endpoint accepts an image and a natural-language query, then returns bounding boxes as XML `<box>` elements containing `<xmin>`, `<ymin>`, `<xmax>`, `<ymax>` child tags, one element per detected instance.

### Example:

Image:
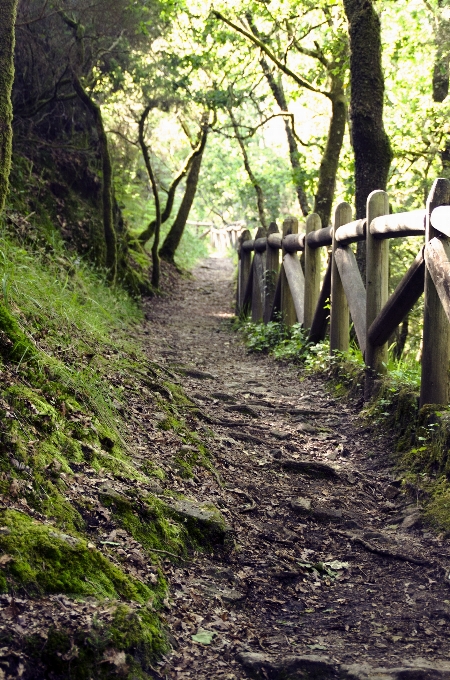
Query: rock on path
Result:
<box><xmin>142</xmin><ymin>256</ymin><xmax>450</xmax><ymax>680</ymax></box>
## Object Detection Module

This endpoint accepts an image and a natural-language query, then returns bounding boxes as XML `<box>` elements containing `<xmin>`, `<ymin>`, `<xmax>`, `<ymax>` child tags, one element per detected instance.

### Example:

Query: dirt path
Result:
<box><xmin>143</xmin><ymin>256</ymin><xmax>450</xmax><ymax>679</ymax></box>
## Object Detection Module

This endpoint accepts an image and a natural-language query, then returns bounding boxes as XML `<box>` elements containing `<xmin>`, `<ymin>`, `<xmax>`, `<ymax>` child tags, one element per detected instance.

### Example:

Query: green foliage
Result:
<box><xmin>0</xmin><ymin>301</ymin><xmax>37</xmax><ymax>363</ymax></box>
<box><xmin>237</xmin><ymin>319</ymin><xmax>310</xmax><ymax>360</ymax></box>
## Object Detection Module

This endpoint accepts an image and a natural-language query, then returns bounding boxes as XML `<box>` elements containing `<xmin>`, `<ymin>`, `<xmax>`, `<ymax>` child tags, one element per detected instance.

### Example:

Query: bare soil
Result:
<box><xmin>142</xmin><ymin>256</ymin><xmax>450</xmax><ymax>679</ymax></box>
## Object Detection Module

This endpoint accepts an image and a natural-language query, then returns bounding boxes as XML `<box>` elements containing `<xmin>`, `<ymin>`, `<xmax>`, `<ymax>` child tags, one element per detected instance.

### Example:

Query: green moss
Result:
<box><xmin>37</xmin><ymin>486</ymin><xmax>85</xmax><ymax>534</ymax></box>
<box><xmin>100</xmin><ymin>490</ymin><xmax>187</xmax><ymax>561</ymax></box>
<box><xmin>142</xmin><ymin>461</ymin><xmax>165</xmax><ymax>480</ymax></box>
<box><xmin>165</xmin><ymin>499</ymin><xmax>230</xmax><ymax>549</ymax></box>
<box><xmin>158</xmin><ymin>413</ymin><xmax>183</xmax><ymax>433</ymax></box>
<box><xmin>164</xmin><ymin>381</ymin><xmax>193</xmax><ymax>407</ymax></box>
<box><xmin>425</xmin><ymin>479</ymin><xmax>450</xmax><ymax>531</ymax></box>
<box><xmin>0</xmin><ymin>510</ymin><xmax>152</xmax><ymax>601</ymax></box>
<box><xmin>0</xmin><ymin>303</ymin><xmax>37</xmax><ymax>363</ymax></box>
<box><xmin>24</xmin><ymin>603</ymin><xmax>167</xmax><ymax>679</ymax></box>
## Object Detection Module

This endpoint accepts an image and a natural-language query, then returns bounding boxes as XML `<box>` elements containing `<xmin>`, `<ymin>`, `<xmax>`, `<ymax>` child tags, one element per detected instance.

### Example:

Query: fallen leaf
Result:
<box><xmin>191</xmin><ymin>629</ymin><xmax>216</xmax><ymax>645</ymax></box>
<box><xmin>324</xmin><ymin>560</ymin><xmax>349</xmax><ymax>571</ymax></box>
<box><xmin>102</xmin><ymin>649</ymin><xmax>128</xmax><ymax>672</ymax></box>
<box><xmin>307</xmin><ymin>644</ymin><xmax>327</xmax><ymax>650</ymax></box>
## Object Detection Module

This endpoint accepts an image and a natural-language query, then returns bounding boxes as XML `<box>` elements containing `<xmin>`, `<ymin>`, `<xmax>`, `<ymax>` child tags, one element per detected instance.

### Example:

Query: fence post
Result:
<box><xmin>251</xmin><ymin>226</ymin><xmax>266</xmax><ymax>323</ymax></box>
<box><xmin>420</xmin><ymin>178</ymin><xmax>450</xmax><ymax>406</ymax></box>
<box><xmin>365</xmin><ymin>190</ymin><xmax>389</xmax><ymax>397</ymax></box>
<box><xmin>330</xmin><ymin>202</ymin><xmax>352</xmax><ymax>353</ymax></box>
<box><xmin>304</xmin><ymin>213</ymin><xmax>321</xmax><ymax>329</ymax></box>
<box><xmin>281</xmin><ymin>217</ymin><xmax>299</xmax><ymax>326</ymax></box>
<box><xmin>264</xmin><ymin>222</ymin><xmax>280</xmax><ymax>323</ymax></box>
<box><xmin>237</xmin><ymin>229</ymin><xmax>252</xmax><ymax>314</ymax></box>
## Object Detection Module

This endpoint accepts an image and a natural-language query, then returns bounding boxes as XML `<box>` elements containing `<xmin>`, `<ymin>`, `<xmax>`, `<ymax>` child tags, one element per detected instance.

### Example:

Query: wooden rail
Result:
<box><xmin>199</xmin><ymin>224</ymin><xmax>244</xmax><ymax>251</ymax></box>
<box><xmin>236</xmin><ymin>179</ymin><xmax>450</xmax><ymax>407</ymax></box>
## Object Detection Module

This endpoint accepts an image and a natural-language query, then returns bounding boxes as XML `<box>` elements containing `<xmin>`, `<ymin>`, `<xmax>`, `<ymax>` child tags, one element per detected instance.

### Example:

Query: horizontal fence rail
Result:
<box><xmin>236</xmin><ymin>178</ymin><xmax>450</xmax><ymax>407</ymax></box>
<box><xmin>193</xmin><ymin>222</ymin><xmax>244</xmax><ymax>251</ymax></box>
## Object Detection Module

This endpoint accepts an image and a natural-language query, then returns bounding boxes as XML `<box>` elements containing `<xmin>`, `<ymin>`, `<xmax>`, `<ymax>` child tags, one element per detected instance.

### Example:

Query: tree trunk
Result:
<box><xmin>72</xmin><ymin>75</ymin><xmax>117</xmax><ymax>280</ymax></box>
<box><xmin>138</xmin><ymin>103</ymin><xmax>161</xmax><ymax>288</ymax></box>
<box><xmin>229</xmin><ymin>109</ymin><xmax>267</xmax><ymax>230</ymax></box>
<box><xmin>245</xmin><ymin>13</ymin><xmax>310</xmax><ymax>216</ymax></box>
<box><xmin>343</xmin><ymin>0</ymin><xmax>392</xmax><ymax>279</ymax></box>
<box><xmin>138</xmin><ymin>138</ymin><xmax>206</xmax><ymax>246</ymax></box>
<box><xmin>158</xmin><ymin>122</ymin><xmax>208</xmax><ymax>264</ymax></box>
<box><xmin>343</xmin><ymin>0</ymin><xmax>392</xmax><ymax>220</ymax></box>
<box><xmin>0</xmin><ymin>0</ymin><xmax>18</xmax><ymax>214</ymax></box>
<box><xmin>432</xmin><ymin>7</ymin><xmax>450</xmax><ymax>103</ymax></box>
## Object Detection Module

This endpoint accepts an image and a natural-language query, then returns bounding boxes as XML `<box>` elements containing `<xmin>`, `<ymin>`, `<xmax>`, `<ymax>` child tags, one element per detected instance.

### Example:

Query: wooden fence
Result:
<box><xmin>208</xmin><ymin>225</ymin><xmax>243</xmax><ymax>251</ymax></box>
<box><xmin>236</xmin><ymin>178</ymin><xmax>450</xmax><ymax>407</ymax></box>
<box><xmin>189</xmin><ymin>221</ymin><xmax>244</xmax><ymax>251</ymax></box>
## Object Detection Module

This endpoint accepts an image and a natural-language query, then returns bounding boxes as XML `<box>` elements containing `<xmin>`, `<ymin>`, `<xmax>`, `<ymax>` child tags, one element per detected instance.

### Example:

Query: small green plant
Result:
<box><xmin>236</xmin><ymin>319</ymin><xmax>310</xmax><ymax>360</ymax></box>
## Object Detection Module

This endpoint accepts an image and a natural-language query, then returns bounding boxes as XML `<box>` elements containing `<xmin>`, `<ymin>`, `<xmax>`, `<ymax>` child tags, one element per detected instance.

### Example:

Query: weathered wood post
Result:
<box><xmin>330</xmin><ymin>202</ymin><xmax>352</xmax><ymax>353</ymax></box>
<box><xmin>252</xmin><ymin>226</ymin><xmax>267</xmax><ymax>322</ymax></box>
<box><xmin>281</xmin><ymin>217</ymin><xmax>299</xmax><ymax>326</ymax></box>
<box><xmin>365</xmin><ymin>190</ymin><xmax>389</xmax><ymax>397</ymax></box>
<box><xmin>264</xmin><ymin>222</ymin><xmax>280</xmax><ymax>323</ymax></box>
<box><xmin>308</xmin><ymin>256</ymin><xmax>332</xmax><ymax>343</ymax></box>
<box><xmin>237</xmin><ymin>229</ymin><xmax>252</xmax><ymax>314</ymax></box>
<box><xmin>420</xmin><ymin>178</ymin><xmax>450</xmax><ymax>406</ymax></box>
<box><xmin>304</xmin><ymin>213</ymin><xmax>322</xmax><ymax>330</ymax></box>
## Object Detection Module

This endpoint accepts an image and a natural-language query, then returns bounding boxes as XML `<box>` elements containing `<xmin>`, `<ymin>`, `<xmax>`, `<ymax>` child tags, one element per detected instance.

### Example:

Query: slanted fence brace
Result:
<box><xmin>236</xmin><ymin>178</ymin><xmax>450</xmax><ymax>406</ymax></box>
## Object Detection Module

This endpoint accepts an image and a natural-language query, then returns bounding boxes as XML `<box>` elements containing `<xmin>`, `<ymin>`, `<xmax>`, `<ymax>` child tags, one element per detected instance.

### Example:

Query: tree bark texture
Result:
<box><xmin>343</xmin><ymin>0</ymin><xmax>393</xmax><ymax>221</ymax></box>
<box><xmin>73</xmin><ymin>75</ymin><xmax>117</xmax><ymax>280</ymax></box>
<box><xmin>159</xmin><ymin>121</ymin><xmax>209</xmax><ymax>264</ymax></box>
<box><xmin>139</xmin><ymin>103</ymin><xmax>161</xmax><ymax>288</ymax></box>
<box><xmin>0</xmin><ymin>0</ymin><xmax>18</xmax><ymax>214</ymax></box>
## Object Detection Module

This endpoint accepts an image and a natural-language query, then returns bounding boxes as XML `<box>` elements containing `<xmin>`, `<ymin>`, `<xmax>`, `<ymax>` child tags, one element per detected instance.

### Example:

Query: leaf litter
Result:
<box><xmin>141</xmin><ymin>257</ymin><xmax>450</xmax><ymax>679</ymax></box>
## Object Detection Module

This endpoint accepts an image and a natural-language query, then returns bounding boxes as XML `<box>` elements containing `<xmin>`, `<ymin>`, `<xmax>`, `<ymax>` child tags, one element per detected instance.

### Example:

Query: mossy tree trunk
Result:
<box><xmin>138</xmin><ymin>103</ymin><xmax>161</xmax><ymax>288</ymax></box>
<box><xmin>72</xmin><ymin>75</ymin><xmax>117</xmax><ymax>281</ymax></box>
<box><xmin>343</xmin><ymin>0</ymin><xmax>393</xmax><ymax>274</ymax></box>
<box><xmin>159</xmin><ymin>118</ymin><xmax>209</xmax><ymax>265</ymax></box>
<box><xmin>0</xmin><ymin>0</ymin><xmax>18</xmax><ymax>214</ymax></box>
<box><xmin>229</xmin><ymin>108</ymin><xmax>268</xmax><ymax>230</ymax></box>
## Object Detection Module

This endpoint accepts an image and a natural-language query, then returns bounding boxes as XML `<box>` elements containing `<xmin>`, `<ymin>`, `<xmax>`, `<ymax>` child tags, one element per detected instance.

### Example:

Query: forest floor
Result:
<box><xmin>141</xmin><ymin>255</ymin><xmax>450</xmax><ymax>680</ymax></box>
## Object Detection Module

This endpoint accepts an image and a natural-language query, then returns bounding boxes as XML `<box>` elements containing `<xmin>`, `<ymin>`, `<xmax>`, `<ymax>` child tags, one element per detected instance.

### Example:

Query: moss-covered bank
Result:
<box><xmin>0</xmin><ymin>199</ymin><xmax>223</xmax><ymax>677</ymax></box>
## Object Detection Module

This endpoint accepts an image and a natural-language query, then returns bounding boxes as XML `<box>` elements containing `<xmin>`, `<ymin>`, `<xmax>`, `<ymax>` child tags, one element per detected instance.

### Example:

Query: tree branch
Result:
<box><xmin>212</xmin><ymin>10</ymin><xmax>330</xmax><ymax>98</ymax></box>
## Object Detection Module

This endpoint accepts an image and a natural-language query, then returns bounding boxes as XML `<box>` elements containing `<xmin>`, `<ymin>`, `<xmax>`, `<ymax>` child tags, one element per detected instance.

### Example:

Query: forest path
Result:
<box><xmin>144</xmin><ymin>256</ymin><xmax>450</xmax><ymax>680</ymax></box>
